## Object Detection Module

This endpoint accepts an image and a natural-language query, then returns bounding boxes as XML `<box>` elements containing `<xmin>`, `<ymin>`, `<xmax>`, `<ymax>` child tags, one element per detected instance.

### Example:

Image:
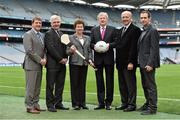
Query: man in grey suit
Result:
<box><xmin>23</xmin><ymin>17</ymin><xmax>46</xmax><ymax>114</ymax></box>
<box><xmin>137</xmin><ymin>10</ymin><xmax>160</xmax><ymax>115</ymax></box>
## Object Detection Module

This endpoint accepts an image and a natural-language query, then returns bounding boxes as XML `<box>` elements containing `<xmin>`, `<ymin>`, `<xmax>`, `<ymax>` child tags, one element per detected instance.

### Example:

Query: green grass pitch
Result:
<box><xmin>0</xmin><ymin>64</ymin><xmax>180</xmax><ymax>119</ymax></box>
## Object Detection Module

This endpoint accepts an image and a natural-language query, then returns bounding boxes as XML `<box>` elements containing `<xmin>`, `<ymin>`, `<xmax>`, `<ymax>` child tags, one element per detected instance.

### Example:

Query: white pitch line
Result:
<box><xmin>0</xmin><ymin>85</ymin><xmax>180</xmax><ymax>102</ymax></box>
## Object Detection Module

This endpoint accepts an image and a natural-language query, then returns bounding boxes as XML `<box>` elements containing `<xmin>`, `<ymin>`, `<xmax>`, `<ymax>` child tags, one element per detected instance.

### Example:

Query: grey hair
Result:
<box><xmin>121</xmin><ymin>11</ymin><xmax>132</xmax><ymax>18</ymax></box>
<box><xmin>97</xmin><ymin>12</ymin><xmax>109</xmax><ymax>20</ymax></box>
<box><xmin>50</xmin><ymin>15</ymin><xmax>61</xmax><ymax>23</ymax></box>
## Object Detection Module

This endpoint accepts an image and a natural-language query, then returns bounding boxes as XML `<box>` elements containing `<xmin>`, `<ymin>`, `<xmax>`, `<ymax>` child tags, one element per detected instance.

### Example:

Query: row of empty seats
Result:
<box><xmin>160</xmin><ymin>48</ymin><xmax>180</xmax><ymax>63</ymax></box>
<box><xmin>0</xmin><ymin>42</ymin><xmax>24</xmax><ymax>65</ymax></box>
<box><xmin>0</xmin><ymin>0</ymin><xmax>180</xmax><ymax>27</ymax></box>
<box><xmin>0</xmin><ymin>41</ymin><xmax>179</xmax><ymax>65</ymax></box>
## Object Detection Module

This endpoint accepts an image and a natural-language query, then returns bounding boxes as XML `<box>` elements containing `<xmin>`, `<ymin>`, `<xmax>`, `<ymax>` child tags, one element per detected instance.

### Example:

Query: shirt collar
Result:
<box><xmin>74</xmin><ymin>33</ymin><xmax>85</xmax><ymax>39</ymax></box>
<box><xmin>100</xmin><ymin>26</ymin><xmax>106</xmax><ymax>29</ymax></box>
<box><xmin>32</xmin><ymin>28</ymin><xmax>39</xmax><ymax>34</ymax></box>
<box><xmin>124</xmin><ymin>22</ymin><xmax>131</xmax><ymax>29</ymax></box>
<box><xmin>143</xmin><ymin>24</ymin><xmax>152</xmax><ymax>31</ymax></box>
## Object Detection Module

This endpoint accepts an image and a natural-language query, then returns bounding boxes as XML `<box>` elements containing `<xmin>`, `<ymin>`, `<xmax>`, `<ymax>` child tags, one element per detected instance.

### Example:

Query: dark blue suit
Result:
<box><xmin>90</xmin><ymin>25</ymin><xmax>116</xmax><ymax>106</ymax></box>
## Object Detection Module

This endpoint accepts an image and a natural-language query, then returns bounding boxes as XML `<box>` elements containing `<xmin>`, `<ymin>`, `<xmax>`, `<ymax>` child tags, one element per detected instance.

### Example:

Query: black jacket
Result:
<box><xmin>44</xmin><ymin>28</ymin><xmax>68</xmax><ymax>69</ymax></box>
<box><xmin>116</xmin><ymin>23</ymin><xmax>141</xmax><ymax>69</ymax></box>
<box><xmin>90</xmin><ymin>25</ymin><xmax>116</xmax><ymax>65</ymax></box>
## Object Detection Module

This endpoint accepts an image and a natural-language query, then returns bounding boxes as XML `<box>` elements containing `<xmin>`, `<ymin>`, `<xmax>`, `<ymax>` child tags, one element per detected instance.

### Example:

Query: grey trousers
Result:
<box><xmin>25</xmin><ymin>70</ymin><xmax>42</xmax><ymax>109</ymax></box>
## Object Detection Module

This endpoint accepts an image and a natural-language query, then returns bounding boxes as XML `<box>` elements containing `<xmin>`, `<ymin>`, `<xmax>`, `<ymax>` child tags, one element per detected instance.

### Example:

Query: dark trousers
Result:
<box><xmin>69</xmin><ymin>64</ymin><xmax>88</xmax><ymax>107</ymax></box>
<box><xmin>118</xmin><ymin>68</ymin><xmax>137</xmax><ymax>107</ymax></box>
<box><xmin>46</xmin><ymin>66</ymin><xmax>66</xmax><ymax>108</ymax></box>
<box><xmin>95</xmin><ymin>64</ymin><xmax>114</xmax><ymax>106</ymax></box>
<box><xmin>140</xmin><ymin>68</ymin><xmax>157</xmax><ymax>111</ymax></box>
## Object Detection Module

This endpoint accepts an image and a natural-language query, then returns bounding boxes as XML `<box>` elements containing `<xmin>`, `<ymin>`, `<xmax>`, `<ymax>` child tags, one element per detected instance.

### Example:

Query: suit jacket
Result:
<box><xmin>23</xmin><ymin>29</ymin><xmax>46</xmax><ymax>70</ymax></box>
<box><xmin>90</xmin><ymin>25</ymin><xmax>116</xmax><ymax>65</ymax></box>
<box><xmin>116</xmin><ymin>23</ymin><xmax>141</xmax><ymax>69</ymax></box>
<box><xmin>138</xmin><ymin>24</ymin><xmax>160</xmax><ymax>68</ymax></box>
<box><xmin>67</xmin><ymin>34</ymin><xmax>92</xmax><ymax>66</ymax></box>
<box><xmin>44</xmin><ymin>28</ymin><xmax>68</xmax><ymax>69</ymax></box>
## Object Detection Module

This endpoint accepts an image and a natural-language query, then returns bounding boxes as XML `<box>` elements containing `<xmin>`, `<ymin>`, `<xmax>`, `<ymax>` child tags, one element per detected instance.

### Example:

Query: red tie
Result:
<box><xmin>101</xmin><ymin>27</ymin><xmax>105</xmax><ymax>40</ymax></box>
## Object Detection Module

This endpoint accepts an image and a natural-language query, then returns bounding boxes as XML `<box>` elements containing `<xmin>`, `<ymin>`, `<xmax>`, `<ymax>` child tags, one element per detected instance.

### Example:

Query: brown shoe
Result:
<box><xmin>27</xmin><ymin>108</ymin><xmax>40</xmax><ymax>114</ymax></box>
<box><xmin>35</xmin><ymin>107</ymin><xmax>46</xmax><ymax>111</ymax></box>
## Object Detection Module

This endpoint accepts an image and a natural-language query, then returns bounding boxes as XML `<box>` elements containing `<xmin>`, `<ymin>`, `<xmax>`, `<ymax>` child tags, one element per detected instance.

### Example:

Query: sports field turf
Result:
<box><xmin>0</xmin><ymin>65</ymin><xmax>180</xmax><ymax>119</ymax></box>
<box><xmin>1</xmin><ymin>95</ymin><xmax>180</xmax><ymax>119</ymax></box>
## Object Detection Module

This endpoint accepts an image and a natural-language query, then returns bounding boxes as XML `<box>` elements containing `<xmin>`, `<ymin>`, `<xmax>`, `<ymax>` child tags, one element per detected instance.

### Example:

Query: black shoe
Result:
<box><xmin>94</xmin><ymin>105</ymin><xmax>105</xmax><ymax>110</ymax></box>
<box><xmin>73</xmin><ymin>106</ymin><xmax>81</xmax><ymax>110</ymax></box>
<box><xmin>137</xmin><ymin>104</ymin><xmax>148</xmax><ymax>112</ymax></box>
<box><xmin>141</xmin><ymin>109</ymin><xmax>156</xmax><ymax>115</ymax></box>
<box><xmin>123</xmin><ymin>106</ymin><xmax>136</xmax><ymax>112</ymax></box>
<box><xmin>81</xmin><ymin>106</ymin><xmax>89</xmax><ymax>110</ymax></box>
<box><xmin>106</xmin><ymin>105</ymin><xmax>112</xmax><ymax>110</ymax></box>
<box><xmin>48</xmin><ymin>107</ymin><xmax>57</xmax><ymax>112</ymax></box>
<box><xmin>115</xmin><ymin>105</ymin><xmax>127</xmax><ymax>110</ymax></box>
<box><xmin>56</xmin><ymin>105</ymin><xmax>69</xmax><ymax>110</ymax></box>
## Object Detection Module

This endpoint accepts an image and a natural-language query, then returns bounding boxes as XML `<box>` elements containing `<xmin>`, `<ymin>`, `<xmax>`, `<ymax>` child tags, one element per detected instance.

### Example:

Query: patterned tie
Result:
<box><xmin>37</xmin><ymin>32</ymin><xmax>43</xmax><ymax>45</ymax></box>
<box><xmin>101</xmin><ymin>27</ymin><xmax>105</xmax><ymax>40</ymax></box>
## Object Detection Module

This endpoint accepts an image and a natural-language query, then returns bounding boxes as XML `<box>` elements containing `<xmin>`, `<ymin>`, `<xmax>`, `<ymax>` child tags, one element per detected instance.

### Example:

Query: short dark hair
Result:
<box><xmin>74</xmin><ymin>19</ymin><xmax>85</xmax><ymax>28</ymax></box>
<box><xmin>32</xmin><ymin>16</ymin><xmax>42</xmax><ymax>24</ymax></box>
<box><xmin>140</xmin><ymin>10</ymin><xmax>151</xmax><ymax>18</ymax></box>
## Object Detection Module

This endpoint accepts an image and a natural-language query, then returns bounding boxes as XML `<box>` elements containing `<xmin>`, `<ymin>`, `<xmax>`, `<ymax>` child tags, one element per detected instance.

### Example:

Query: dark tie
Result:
<box><xmin>121</xmin><ymin>27</ymin><xmax>126</xmax><ymax>37</ymax></box>
<box><xmin>55</xmin><ymin>30</ymin><xmax>60</xmax><ymax>38</ymax></box>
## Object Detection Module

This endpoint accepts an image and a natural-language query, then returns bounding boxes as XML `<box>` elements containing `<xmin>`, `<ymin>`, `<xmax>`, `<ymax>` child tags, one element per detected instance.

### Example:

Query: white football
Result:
<box><xmin>94</xmin><ymin>41</ymin><xmax>108</xmax><ymax>53</ymax></box>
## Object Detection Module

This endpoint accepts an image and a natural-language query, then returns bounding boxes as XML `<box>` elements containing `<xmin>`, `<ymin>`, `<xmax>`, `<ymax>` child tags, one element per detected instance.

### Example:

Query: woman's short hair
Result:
<box><xmin>74</xmin><ymin>19</ymin><xmax>85</xmax><ymax>28</ymax></box>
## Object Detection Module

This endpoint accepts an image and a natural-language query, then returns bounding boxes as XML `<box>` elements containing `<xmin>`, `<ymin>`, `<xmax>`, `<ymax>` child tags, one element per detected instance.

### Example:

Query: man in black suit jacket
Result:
<box><xmin>44</xmin><ymin>15</ymin><xmax>69</xmax><ymax>112</ymax></box>
<box><xmin>91</xmin><ymin>12</ymin><xmax>116</xmax><ymax>110</ymax></box>
<box><xmin>115</xmin><ymin>11</ymin><xmax>141</xmax><ymax>112</ymax></box>
<box><xmin>137</xmin><ymin>11</ymin><xmax>160</xmax><ymax>115</ymax></box>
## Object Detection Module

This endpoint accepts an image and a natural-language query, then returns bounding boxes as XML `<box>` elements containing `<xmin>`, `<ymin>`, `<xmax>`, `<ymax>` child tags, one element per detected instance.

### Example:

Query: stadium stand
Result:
<box><xmin>0</xmin><ymin>0</ymin><xmax>180</xmax><ymax>65</ymax></box>
<box><xmin>0</xmin><ymin>0</ymin><xmax>179</xmax><ymax>27</ymax></box>
<box><xmin>0</xmin><ymin>42</ymin><xmax>24</xmax><ymax>66</ymax></box>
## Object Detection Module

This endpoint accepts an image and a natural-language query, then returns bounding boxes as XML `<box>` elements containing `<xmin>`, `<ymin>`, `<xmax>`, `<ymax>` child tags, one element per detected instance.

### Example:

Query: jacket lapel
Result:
<box><xmin>139</xmin><ymin>31</ymin><xmax>147</xmax><ymax>43</ymax></box>
<box><xmin>73</xmin><ymin>34</ymin><xmax>84</xmax><ymax>48</ymax></box>
<box><xmin>97</xmin><ymin>26</ymin><xmax>102</xmax><ymax>41</ymax></box>
<box><xmin>31</xmin><ymin>29</ymin><xmax>44</xmax><ymax>48</ymax></box>
<box><xmin>139</xmin><ymin>25</ymin><xmax>152</xmax><ymax>43</ymax></box>
<box><xmin>121</xmin><ymin>23</ymin><xmax>132</xmax><ymax>38</ymax></box>
<box><xmin>82</xmin><ymin>36</ymin><xmax>88</xmax><ymax>47</ymax></box>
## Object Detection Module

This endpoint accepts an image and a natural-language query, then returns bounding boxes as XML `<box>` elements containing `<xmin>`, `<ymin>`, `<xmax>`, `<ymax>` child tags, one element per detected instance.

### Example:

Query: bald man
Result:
<box><xmin>115</xmin><ymin>11</ymin><xmax>141</xmax><ymax>112</ymax></box>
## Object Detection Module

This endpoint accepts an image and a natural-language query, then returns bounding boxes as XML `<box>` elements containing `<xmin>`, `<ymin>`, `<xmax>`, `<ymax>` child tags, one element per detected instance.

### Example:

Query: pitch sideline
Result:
<box><xmin>0</xmin><ymin>85</ymin><xmax>180</xmax><ymax>102</ymax></box>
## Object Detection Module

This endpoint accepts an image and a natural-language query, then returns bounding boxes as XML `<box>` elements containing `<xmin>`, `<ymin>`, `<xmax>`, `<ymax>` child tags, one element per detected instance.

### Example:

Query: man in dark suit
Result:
<box><xmin>115</xmin><ymin>11</ymin><xmax>141</xmax><ymax>112</ymax></box>
<box><xmin>45</xmin><ymin>15</ymin><xmax>69</xmax><ymax>112</ymax></box>
<box><xmin>91</xmin><ymin>12</ymin><xmax>116</xmax><ymax>110</ymax></box>
<box><xmin>137</xmin><ymin>10</ymin><xmax>160</xmax><ymax>115</ymax></box>
<box><xmin>23</xmin><ymin>17</ymin><xmax>46</xmax><ymax>114</ymax></box>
